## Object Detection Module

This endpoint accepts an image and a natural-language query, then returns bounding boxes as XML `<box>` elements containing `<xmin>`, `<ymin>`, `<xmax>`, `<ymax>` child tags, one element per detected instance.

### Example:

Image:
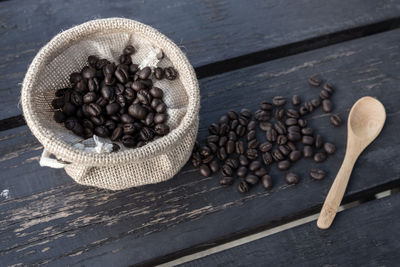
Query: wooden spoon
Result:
<box><xmin>317</xmin><ymin>96</ymin><xmax>386</xmax><ymax>229</ymax></box>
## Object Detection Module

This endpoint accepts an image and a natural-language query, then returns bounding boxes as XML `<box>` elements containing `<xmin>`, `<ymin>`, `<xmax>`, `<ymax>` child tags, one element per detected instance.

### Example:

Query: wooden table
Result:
<box><xmin>1</xmin><ymin>1</ymin><xmax>399</xmax><ymax>266</ymax></box>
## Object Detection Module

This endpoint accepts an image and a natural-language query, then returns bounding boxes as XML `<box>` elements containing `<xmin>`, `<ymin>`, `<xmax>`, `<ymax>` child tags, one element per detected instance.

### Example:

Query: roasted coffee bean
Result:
<box><xmin>83</xmin><ymin>92</ymin><xmax>98</xmax><ymax>103</ymax></box>
<box><xmin>277</xmin><ymin>135</ymin><xmax>287</xmax><ymax>145</ymax></box>
<box><xmin>144</xmin><ymin>113</ymin><xmax>155</xmax><ymax>126</ymax></box>
<box><xmin>303</xmin><ymin>145</ymin><xmax>314</xmax><ymax>158</ymax></box>
<box><xmin>209</xmin><ymin>160</ymin><xmax>219</xmax><ymax>173</ymax></box>
<box><xmin>245</xmin><ymin>175</ymin><xmax>259</xmax><ymax>185</ymax></box>
<box><xmin>247</xmin><ymin>120</ymin><xmax>256</xmax><ymax>131</ymax></box>
<box><xmin>274</xmin><ymin>108</ymin><xmax>285</xmax><ymax>120</ymax></box>
<box><xmin>287</xmin><ymin>141</ymin><xmax>297</xmax><ymax>151</ymax></box>
<box><xmin>226</xmin><ymin>158</ymin><xmax>239</xmax><ymax>169</ymax></box>
<box><xmin>220</xmin><ymin>176</ymin><xmax>234</xmax><ymax>186</ymax></box>
<box><xmin>110</xmin><ymin>127</ymin><xmax>123</xmax><ymax>141</ymax></box>
<box><xmin>207</xmin><ymin>135</ymin><xmax>219</xmax><ymax>143</ymax></box>
<box><xmin>148</xmin><ymin>87</ymin><xmax>163</xmax><ymax>99</ymax></box>
<box><xmin>155</xmin><ymin>124</ymin><xmax>170</xmax><ymax>135</ymax></box>
<box><xmin>259</xmin><ymin>142</ymin><xmax>272</xmax><ymax>152</ymax></box>
<box><xmin>322</xmin><ymin>99</ymin><xmax>333</xmax><ymax>113</ymax></box>
<box><xmin>219</xmin><ymin>136</ymin><xmax>228</xmax><ymax>147</ymax></box>
<box><xmin>323</xmin><ymin>142</ymin><xmax>336</xmax><ymax>154</ymax></box>
<box><xmin>288</xmin><ymin>125</ymin><xmax>300</xmax><ymax>133</ymax></box>
<box><xmin>238</xmin><ymin>181</ymin><xmax>249</xmax><ymax>193</ymax></box>
<box><xmin>286</xmin><ymin>109</ymin><xmax>300</xmax><ymax>119</ymax></box>
<box><xmin>53</xmin><ymin>111</ymin><xmax>66</xmax><ymax>123</ymax></box>
<box><xmin>123</xmin><ymin>123</ymin><xmax>137</xmax><ymax>135</ymax></box>
<box><xmin>226</xmin><ymin>140</ymin><xmax>235</xmax><ymax>154</ymax></box>
<box><xmin>308</xmin><ymin>75</ymin><xmax>321</xmax><ymax>87</ymax></box>
<box><xmin>217</xmin><ymin>147</ymin><xmax>228</xmax><ymax>161</ymax></box>
<box><xmin>315</xmin><ymin>134</ymin><xmax>323</xmax><ymax>149</ymax></box>
<box><xmin>208</xmin><ymin>123</ymin><xmax>219</xmax><ymax>135</ymax></box>
<box><xmin>91</xmin><ymin>115</ymin><xmax>105</xmax><ymax>126</ymax></box>
<box><xmin>238</xmin><ymin>116</ymin><xmax>248</xmax><ymax>126</ymax></box>
<box><xmin>247</xmin><ymin>130</ymin><xmax>256</xmax><ymax>141</ymax></box>
<box><xmin>248</xmin><ymin>139</ymin><xmax>259</xmax><ymax>149</ymax></box>
<box><xmin>87</xmin><ymin>55</ymin><xmax>99</xmax><ymax>68</ymax></box>
<box><xmin>291</xmin><ymin>95</ymin><xmax>301</xmax><ymax>106</ymax></box>
<box><xmin>137</xmin><ymin>141</ymin><xmax>146</xmax><ymax>148</ymax></box>
<box><xmin>202</xmin><ymin>154</ymin><xmax>214</xmax><ymax>164</ymax></box>
<box><xmin>154</xmin><ymin>67</ymin><xmax>164</xmax><ymax>80</ymax></box>
<box><xmin>236</xmin><ymin>125</ymin><xmax>246</xmax><ymax>137</ymax></box>
<box><xmin>302</xmin><ymin>136</ymin><xmax>314</xmax><ymax>145</ymax></box>
<box><xmin>207</xmin><ymin>142</ymin><xmax>218</xmax><ymax>153</ymax></box>
<box><xmin>199</xmin><ymin>146</ymin><xmax>211</xmax><ymax>157</ymax></box>
<box><xmin>260</xmin><ymin>101</ymin><xmax>273</xmax><ymax>111</ymax></box>
<box><xmin>272</xmin><ymin>96</ymin><xmax>286</xmax><ymax>106</ymax></box>
<box><xmin>279</xmin><ymin>145</ymin><xmax>291</xmax><ymax>156</ymax></box>
<box><xmin>261</xmin><ymin>175</ymin><xmax>273</xmax><ymax>189</ymax></box>
<box><xmin>70</xmin><ymin>91</ymin><xmax>83</xmax><ymax>106</ymax></box>
<box><xmin>96</xmin><ymin>96</ymin><xmax>108</xmax><ymax>107</ymax></box>
<box><xmin>330</xmin><ymin>114</ymin><xmax>342</xmax><ymax>126</ymax></box>
<box><xmin>95</xmin><ymin>58</ymin><xmax>109</xmax><ymax>70</ymax></box>
<box><xmin>304</xmin><ymin>101</ymin><xmax>314</xmax><ymax>113</ymax></box>
<box><xmin>254</xmin><ymin>167</ymin><xmax>266</xmax><ymax>177</ymax></box>
<box><xmin>62</xmin><ymin>102</ymin><xmax>76</xmax><ymax>116</ymax></box>
<box><xmin>262</xmin><ymin>152</ymin><xmax>273</xmax><ymax>165</ymax></box>
<box><xmin>71</xmin><ymin>121</ymin><xmax>84</xmax><ymax>136</ymax></box>
<box><xmin>239</xmin><ymin>154</ymin><xmax>249</xmax><ymax>166</ymax></box>
<box><xmin>164</xmin><ymin>67</ymin><xmax>178</xmax><ymax>80</ymax></box>
<box><xmin>289</xmin><ymin>150</ymin><xmax>301</xmax><ymax>162</ymax></box>
<box><xmin>227</xmin><ymin>110</ymin><xmax>238</xmax><ymax>120</ymax></box>
<box><xmin>219</xmin><ymin>123</ymin><xmax>230</xmax><ymax>136</ymax></box>
<box><xmin>259</xmin><ymin>122</ymin><xmax>272</xmax><ymax>131</ymax></box>
<box><xmin>192</xmin><ymin>152</ymin><xmax>202</xmax><ymax>167</ymax></box>
<box><xmin>246</xmin><ymin>149</ymin><xmax>258</xmax><ymax>160</ymax></box>
<box><xmin>128</xmin><ymin>104</ymin><xmax>147</xmax><ymax>120</ymax></box>
<box><xmin>237</xmin><ymin>166</ymin><xmax>248</xmax><ymax>178</ymax></box>
<box><xmin>319</xmin><ymin>89</ymin><xmax>330</xmax><ymax>99</ymax></box>
<box><xmin>314</xmin><ymin>152</ymin><xmax>327</xmax><ymax>163</ymax></box>
<box><xmin>255</xmin><ymin>109</ymin><xmax>270</xmax><ymax>121</ymax></box>
<box><xmin>137</xmin><ymin>90</ymin><xmax>152</xmax><ymax>105</ymax></box>
<box><xmin>140</xmin><ymin>127</ymin><xmax>155</xmax><ymax>141</ymax></box>
<box><xmin>311</xmin><ymin>98</ymin><xmax>321</xmax><ymax>108</ymax></box>
<box><xmin>105</xmin><ymin>102</ymin><xmax>120</xmax><ymax>115</ymax></box>
<box><xmin>323</xmin><ymin>83</ymin><xmax>335</xmax><ymax>94</ymax></box>
<box><xmin>299</xmin><ymin>105</ymin><xmax>308</xmax><ymax>116</ymax></box>
<box><xmin>119</xmin><ymin>54</ymin><xmax>132</xmax><ymax>65</ymax></box>
<box><xmin>272</xmin><ymin>149</ymin><xmax>284</xmax><ymax>162</ymax></box>
<box><xmin>200</xmin><ymin>165</ymin><xmax>211</xmax><ymax>177</ymax></box>
<box><xmin>230</xmin><ymin>120</ymin><xmax>238</xmax><ymax>130</ymax></box>
<box><xmin>240</xmin><ymin>108</ymin><xmax>252</xmax><ymax>119</ymax></box>
<box><xmin>120</xmin><ymin>113</ymin><xmax>134</xmax><ymax>123</ymax></box>
<box><xmin>310</xmin><ymin>168</ymin><xmax>326</xmax><ymax>180</ymax></box>
<box><xmin>69</xmin><ymin>72</ymin><xmax>82</xmax><ymax>84</ymax></box>
<box><xmin>104</xmin><ymin>120</ymin><xmax>116</xmax><ymax>131</ymax></box>
<box><xmin>115</xmin><ymin>67</ymin><xmax>129</xmax><ymax>84</ymax></box>
<box><xmin>104</xmin><ymin>73</ymin><xmax>116</xmax><ymax>85</ymax></box>
<box><xmin>123</xmin><ymin>45</ymin><xmax>135</xmax><ymax>55</ymax></box>
<box><xmin>82</xmin><ymin>66</ymin><xmax>96</xmax><ymax>79</ymax></box>
<box><xmin>277</xmin><ymin>160</ymin><xmax>291</xmax><ymax>171</ymax></box>
<box><xmin>101</xmin><ymin>85</ymin><xmax>114</xmax><ymax>100</ymax></box>
<box><xmin>154</xmin><ymin>113</ymin><xmax>168</xmax><ymax>124</ymax></box>
<box><xmin>297</xmin><ymin>119</ymin><xmax>307</xmax><ymax>128</ymax></box>
<box><xmin>285</xmin><ymin>118</ymin><xmax>298</xmax><ymax>126</ymax></box>
<box><xmin>156</xmin><ymin>103</ymin><xmax>167</xmax><ymax>113</ymax></box>
<box><xmin>140</xmin><ymin>79</ymin><xmax>153</xmax><ymax>88</ymax></box>
<box><xmin>64</xmin><ymin>117</ymin><xmax>78</xmax><ymax>130</ymax></box>
<box><xmin>235</xmin><ymin>141</ymin><xmax>245</xmax><ymax>154</ymax></box>
<box><xmin>221</xmin><ymin>164</ymin><xmax>233</xmax><ymax>177</ymax></box>
<box><xmin>287</xmin><ymin>131</ymin><xmax>301</xmax><ymax>142</ymax></box>
<box><xmin>55</xmin><ymin>88</ymin><xmax>69</xmax><ymax>97</ymax></box>
<box><xmin>301</xmin><ymin>127</ymin><xmax>314</xmax><ymax>135</ymax></box>
<box><xmin>266</xmin><ymin>129</ymin><xmax>277</xmax><ymax>142</ymax></box>
<box><xmin>274</xmin><ymin>121</ymin><xmax>286</xmax><ymax>135</ymax></box>
<box><xmin>219</xmin><ymin>115</ymin><xmax>230</xmax><ymax>124</ymax></box>
<box><xmin>103</xmin><ymin>63</ymin><xmax>116</xmax><ymax>75</ymax></box>
<box><xmin>228</xmin><ymin>131</ymin><xmax>237</xmax><ymax>141</ymax></box>
<box><xmin>131</xmin><ymin>80</ymin><xmax>145</xmax><ymax>91</ymax></box>
<box><xmin>249</xmin><ymin>161</ymin><xmax>261</xmax><ymax>171</ymax></box>
<box><xmin>82</xmin><ymin>119</ymin><xmax>94</xmax><ymax>130</ymax></box>
<box><xmin>94</xmin><ymin>126</ymin><xmax>109</xmax><ymax>137</ymax></box>
<box><xmin>285</xmin><ymin>172</ymin><xmax>299</xmax><ymax>184</ymax></box>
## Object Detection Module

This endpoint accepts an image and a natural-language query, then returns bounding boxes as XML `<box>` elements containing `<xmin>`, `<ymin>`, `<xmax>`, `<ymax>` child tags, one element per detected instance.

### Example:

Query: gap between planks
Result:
<box><xmin>157</xmin><ymin>189</ymin><xmax>398</xmax><ymax>267</ymax></box>
<box><xmin>0</xmin><ymin>17</ymin><xmax>400</xmax><ymax>133</ymax></box>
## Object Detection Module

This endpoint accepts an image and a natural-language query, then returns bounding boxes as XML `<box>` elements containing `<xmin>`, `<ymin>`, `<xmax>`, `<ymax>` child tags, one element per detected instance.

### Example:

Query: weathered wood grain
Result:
<box><xmin>1</xmin><ymin>29</ymin><xmax>399</xmax><ymax>266</ymax></box>
<box><xmin>0</xmin><ymin>0</ymin><xmax>399</xmax><ymax>120</ymax></box>
<box><xmin>181</xmin><ymin>193</ymin><xmax>400</xmax><ymax>267</ymax></box>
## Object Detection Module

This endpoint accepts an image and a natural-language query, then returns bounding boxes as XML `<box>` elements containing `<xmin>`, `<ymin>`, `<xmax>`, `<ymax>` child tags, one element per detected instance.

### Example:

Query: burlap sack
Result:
<box><xmin>21</xmin><ymin>18</ymin><xmax>200</xmax><ymax>190</ymax></box>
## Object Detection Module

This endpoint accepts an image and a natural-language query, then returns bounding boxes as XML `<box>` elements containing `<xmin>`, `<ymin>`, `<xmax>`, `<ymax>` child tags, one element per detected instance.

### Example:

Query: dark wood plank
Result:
<box><xmin>1</xmin><ymin>29</ymin><xmax>400</xmax><ymax>266</ymax></box>
<box><xmin>181</xmin><ymin>193</ymin><xmax>400</xmax><ymax>267</ymax></box>
<box><xmin>0</xmin><ymin>0</ymin><xmax>399</xmax><ymax>120</ymax></box>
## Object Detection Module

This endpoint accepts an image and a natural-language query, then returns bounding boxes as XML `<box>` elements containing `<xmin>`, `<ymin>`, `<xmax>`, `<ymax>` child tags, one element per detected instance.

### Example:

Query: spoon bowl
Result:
<box><xmin>317</xmin><ymin>96</ymin><xmax>386</xmax><ymax>229</ymax></box>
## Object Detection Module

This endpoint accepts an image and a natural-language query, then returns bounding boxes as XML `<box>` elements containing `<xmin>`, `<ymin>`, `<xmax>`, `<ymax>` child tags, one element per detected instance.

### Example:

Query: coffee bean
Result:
<box><xmin>308</xmin><ymin>75</ymin><xmax>321</xmax><ymax>87</ymax></box>
<box><xmin>154</xmin><ymin>113</ymin><xmax>168</xmax><ymax>124</ymax></box>
<box><xmin>200</xmin><ymin>146</ymin><xmax>211</xmax><ymax>157</ymax></box>
<box><xmin>237</xmin><ymin>166</ymin><xmax>247</xmax><ymax>178</ymax></box>
<box><xmin>285</xmin><ymin>172</ymin><xmax>299</xmax><ymax>184</ymax></box>
<box><xmin>260</xmin><ymin>101</ymin><xmax>273</xmax><ymax>111</ymax></box>
<box><xmin>83</xmin><ymin>92</ymin><xmax>98</xmax><ymax>103</ymax></box>
<box><xmin>239</xmin><ymin>154</ymin><xmax>249</xmax><ymax>166</ymax></box>
<box><xmin>120</xmin><ymin>113</ymin><xmax>134</xmax><ymax>124</ymax></box>
<box><xmin>209</xmin><ymin>160</ymin><xmax>219</xmax><ymax>173</ymax></box>
<box><xmin>249</xmin><ymin>160</ymin><xmax>261</xmax><ymax>171</ymax></box>
<box><xmin>272</xmin><ymin>149</ymin><xmax>284</xmax><ymax>162</ymax></box>
<box><xmin>262</xmin><ymin>152</ymin><xmax>273</xmax><ymax>165</ymax></box>
<box><xmin>277</xmin><ymin>135</ymin><xmax>288</xmax><ymax>145</ymax></box>
<box><xmin>311</xmin><ymin>98</ymin><xmax>321</xmax><ymax>108</ymax></box>
<box><xmin>156</xmin><ymin>103</ymin><xmax>167</xmax><ymax>113</ymax></box>
<box><xmin>128</xmin><ymin>104</ymin><xmax>147</xmax><ymax>120</ymax></box>
<box><xmin>322</xmin><ymin>99</ymin><xmax>333</xmax><ymax>113</ymax></box>
<box><xmin>291</xmin><ymin>95</ymin><xmax>301</xmax><ymax>106</ymax></box>
<box><xmin>123</xmin><ymin>45</ymin><xmax>136</xmax><ymax>55</ymax></box>
<box><xmin>240</xmin><ymin>108</ymin><xmax>252</xmax><ymax>119</ymax></box>
<box><xmin>53</xmin><ymin>111</ymin><xmax>66</xmax><ymax>123</ymax></box>
<box><xmin>288</xmin><ymin>125</ymin><xmax>300</xmax><ymax>133</ymax></box>
<box><xmin>286</xmin><ymin>109</ymin><xmax>300</xmax><ymax>119</ymax></box>
<box><xmin>287</xmin><ymin>131</ymin><xmax>301</xmax><ymax>142</ymax></box>
<box><xmin>94</xmin><ymin>126</ymin><xmax>109</xmax><ymax>137</ymax></box>
<box><xmin>261</xmin><ymin>175</ymin><xmax>273</xmax><ymax>189</ymax></box>
<box><xmin>122</xmin><ymin>135</ymin><xmax>136</xmax><ymax>148</ymax></box>
<box><xmin>246</xmin><ymin>149</ymin><xmax>258</xmax><ymax>160</ymax></box>
<box><xmin>277</xmin><ymin>160</ymin><xmax>290</xmax><ymax>171</ymax></box>
<box><xmin>218</xmin><ymin>136</ymin><xmax>228</xmax><ymax>147</ymax></box>
<box><xmin>192</xmin><ymin>152</ymin><xmax>202</xmax><ymax>167</ymax></box>
<box><xmin>310</xmin><ymin>168</ymin><xmax>326</xmax><ymax>180</ymax></box>
<box><xmin>289</xmin><ymin>150</ymin><xmax>301</xmax><ymax>162</ymax></box>
<box><xmin>219</xmin><ymin>123</ymin><xmax>230</xmax><ymax>136</ymax></box>
<box><xmin>221</xmin><ymin>164</ymin><xmax>233</xmax><ymax>177</ymax></box>
<box><xmin>226</xmin><ymin>158</ymin><xmax>239</xmax><ymax>169</ymax></box>
<box><xmin>62</xmin><ymin>102</ymin><xmax>76</xmax><ymax>116</ymax></box>
<box><xmin>274</xmin><ymin>108</ymin><xmax>285</xmax><ymax>120</ymax></box>
<box><xmin>315</xmin><ymin>134</ymin><xmax>323</xmax><ymax>149</ymax></box>
<box><xmin>278</xmin><ymin>145</ymin><xmax>291</xmax><ymax>156</ymax></box>
<box><xmin>297</xmin><ymin>119</ymin><xmax>307</xmax><ymax>128</ymax></box>
<box><xmin>248</xmin><ymin>139</ymin><xmax>259</xmax><ymax>149</ymax></box>
<box><xmin>227</xmin><ymin>110</ymin><xmax>239</xmax><ymax>120</ymax></box>
<box><xmin>200</xmin><ymin>165</ymin><xmax>211</xmax><ymax>177</ymax></box>
<box><xmin>154</xmin><ymin>67</ymin><xmax>164</xmax><ymax>80</ymax></box>
<box><xmin>140</xmin><ymin>127</ymin><xmax>155</xmax><ymax>141</ymax></box>
<box><xmin>69</xmin><ymin>72</ymin><xmax>82</xmax><ymax>84</ymax></box>
<box><xmin>82</xmin><ymin>119</ymin><xmax>94</xmax><ymax>130</ymax></box>
<box><xmin>330</xmin><ymin>114</ymin><xmax>342</xmax><ymax>126</ymax></box>
<box><xmin>226</xmin><ymin>140</ymin><xmax>235</xmax><ymax>154</ymax></box>
<box><xmin>323</xmin><ymin>83</ymin><xmax>335</xmax><ymax>94</ymax></box>
<box><xmin>164</xmin><ymin>67</ymin><xmax>178</xmax><ymax>80</ymax></box>
<box><xmin>272</xmin><ymin>96</ymin><xmax>286</xmax><ymax>106</ymax></box>
<box><xmin>238</xmin><ymin>116</ymin><xmax>248</xmax><ymax>126</ymax></box>
<box><xmin>247</xmin><ymin>120</ymin><xmax>256</xmax><ymax>131</ymax></box>
<box><xmin>110</xmin><ymin>127</ymin><xmax>123</xmax><ymax>141</ymax></box>
<box><xmin>255</xmin><ymin>109</ymin><xmax>270</xmax><ymax>121</ymax></box>
<box><xmin>88</xmin><ymin>55</ymin><xmax>99</xmax><ymax>68</ymax></box>
<box><xmin>91</xmin><ymin>115</ymin><xmax>105</xmax><ymax>126</ymax></box>
<box><xmin>247</xmin><ymin>130</ymin><xmax>256</xmax><ymax>141</ymax></box>
<box><xmin>255</xmin><ymin>168</ymin><xmax>267</xmax><ymax>177</ymax></box>
<box><xmin>155</xmin><ymin>124</ymin><xmax>170</xmax><ymax>136</ymax></box>
<box><xmin>301</xmin><ymin>127</ymin><xmax>314</xmax><ymax>135</ymax></box>
<box><xmin>123</xmin><ymin>123</ymin><xmax>137</xmax><ymax>135</ymax></box>
<box><xmin>105</xmin><ymin>102</ymin><xmax>120</xmax><ymax>115</ymax></box>
<box><xmin>319</xmin><ymin>89</ymin><xmax>330</xmax><ymax>99</ymax></box>
<box><xmin>208</xmin><ymin>123</ymin><xmax>219</xmax><ymax>135</ymax></box>
<box><xmin>323</xmin><ymin>142</ymin><xmax>336</xmax><ymax>154</ymax></box>
<box><xmin>302</xmin><ymin>136</ymin><xmax>314</xmax><ymax>145</ymax></box>
<box><xmin>260</xmin><ymin>142</ymin><xmax>272</xmax><ymax>152</ymax></box>
<box><xmin>299</xmin><ymin>106</ymin><xmax>308</xmax><ymax>116</ymax></box>
<box><xmin>274</xmin><ymin>121</ymin><xmax>287</xmax><ymax>135</ymax></box>
<box><xmin>314</xmin><ymin>152</ymin><xmax>327</xmax><ymax>163</ymax></box>
<box><xmin>235</xmin><ymin>140</ymin><xmax>244</xmax><ymax>155</ymax></box>
<box><xmin>259</xmin><ymin>122</ymin><xmax>272</xmax><ymax>131</ymax></box>
<box><xmin>119</xmin><ymin>54</ymin><xmax>132</xmax><ymax>65</ymax></box>
<box><xmin>207</xmin><ymin>142</ymin><xmax>218</xmax><ymax>153</ymax></box>
<box><xmin>245</xmin><ymin>175</ymin><xmax>259</xmax><ymax>185</ymax></box>
<box><xmin>266</xmin><ymin>129</ymin><xmax>277</xmax><ymax>142</ymax></box>
<box><xmin>287</xmin><ymin>141</ymin><xmax>297</xmax><ymax>151</ymax></box>
<box><xmin>305</xmin><ymin>101</ymin><xmax>314</xmax><ymax>113</ymax></box>
<box><xmin>217</xmin><ymin>147</ymin><xmax>228</xmax><ymax>161</ymax></box>
<box><xmin>238</xmin><ymin>181</ymin><xmax>249</xmax><ymax>193</ymax></box>
<box><xmin>104</xmin><ymin>120</ymin><xmax>116</xmax><ymax>131</ymax></box>
<box><xmin>303</xmin><ymin>145</ymin><xmax>314</xmax><ymax>158</ymax></box>
<box><xmin>285</xmin><ymin>118</ymin><xmax>298</xmax><ymax>126</ymax></box>
<box><xmin>235</xmin><ymin>125</ymin><xmax>245</xmax><ymax>137</ymax></box>
<box><xmin>220</xmin><ymin>176</ymin><xmax>234</xmax><ymax>186</ymax></box>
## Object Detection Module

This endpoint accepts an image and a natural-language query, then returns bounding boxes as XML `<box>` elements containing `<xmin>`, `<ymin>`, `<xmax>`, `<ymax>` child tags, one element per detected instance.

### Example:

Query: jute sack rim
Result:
<box><xmin>21</xmin><ymin>18</ymin><xmax>200</xmax><ymax>166</ymax></box>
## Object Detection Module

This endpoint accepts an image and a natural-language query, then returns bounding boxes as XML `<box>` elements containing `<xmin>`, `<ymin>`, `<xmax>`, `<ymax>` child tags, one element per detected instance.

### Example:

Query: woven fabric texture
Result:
<box><xmin>21</xmin><ymin>18</ymin><xmax>200</xmax><ymax>190</ymax></box>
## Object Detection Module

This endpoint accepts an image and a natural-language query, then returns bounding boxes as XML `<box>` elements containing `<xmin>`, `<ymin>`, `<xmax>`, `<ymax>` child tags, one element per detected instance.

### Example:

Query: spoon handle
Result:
<box><xmin>317</xmin><ymin>154</ymin><xmax>357</xmax><ymax>229</ymax></box>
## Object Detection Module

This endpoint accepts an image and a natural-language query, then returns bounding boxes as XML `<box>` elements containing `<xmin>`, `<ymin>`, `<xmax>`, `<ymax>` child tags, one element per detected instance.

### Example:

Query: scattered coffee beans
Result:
<box><xmin>51</xmin><ymin>45</ymin><xmax>179</xmax><ymax>149</ymax></box>
<box><xmin>191</xmin><ymin>76</ymin><xmax>342</xmax><ymax>193</ymax></box>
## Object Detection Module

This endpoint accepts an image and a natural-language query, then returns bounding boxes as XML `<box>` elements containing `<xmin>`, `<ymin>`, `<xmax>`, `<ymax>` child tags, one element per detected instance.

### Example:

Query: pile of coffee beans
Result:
<box><xmin>51</xmin><ymin>45</ymin><xmax>178</xmax><ymax>149</ymax></box>
<box><xmin>191</xmin><ymin>76</ymin><xmax>342</xmax><ymax>193</ymax></box>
